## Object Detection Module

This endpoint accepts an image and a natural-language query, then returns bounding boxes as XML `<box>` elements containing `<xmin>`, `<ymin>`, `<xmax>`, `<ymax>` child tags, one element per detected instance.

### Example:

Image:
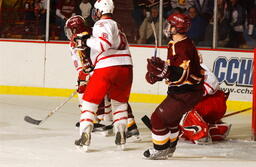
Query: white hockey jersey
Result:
<box><xmin>69</xmin><ymin>44</ymin><xmax>84</xmax><ymax>73</ymax></box>
<box><xmin>86</xmin><ymin>18</ymin><xmax>133</xmax><ymax>69</ymax></box>
<box><xmin>201</xmin><ymin>63</ymin><xmax>220</xmax><ymax>95</ymax></box>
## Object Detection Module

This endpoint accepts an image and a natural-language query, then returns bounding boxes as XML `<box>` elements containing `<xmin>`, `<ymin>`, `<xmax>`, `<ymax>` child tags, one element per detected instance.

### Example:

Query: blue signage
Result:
<box><xmin>213</xmin><ymin>57</ymin><xmax>253</xmax><ymax>87</ymax></box>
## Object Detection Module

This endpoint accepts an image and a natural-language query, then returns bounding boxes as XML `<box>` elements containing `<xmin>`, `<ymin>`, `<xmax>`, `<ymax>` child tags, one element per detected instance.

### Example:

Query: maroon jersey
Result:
<box><xmin>57</xmin><ymin>0</ymin><xmax>76</xmax><ymax>18</ymax></box>
<box><xmin>167</xmin><ymin>38</ymin><xmax>203</xmax><ymax>86</ymax></box>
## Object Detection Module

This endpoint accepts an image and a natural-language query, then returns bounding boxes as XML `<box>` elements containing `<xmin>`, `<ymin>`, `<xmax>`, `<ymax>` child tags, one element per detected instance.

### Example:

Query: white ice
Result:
<box><xmin>0</xmin><ymin>95</ymin><xmax>256</xmax><ymax>167</ymax></box>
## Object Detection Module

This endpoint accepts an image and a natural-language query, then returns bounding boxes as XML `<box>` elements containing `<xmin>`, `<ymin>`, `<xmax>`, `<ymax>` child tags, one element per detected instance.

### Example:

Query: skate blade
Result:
<box><xmin>142</xmin><ymin>155</ymin><xmax>168</xmax><ymax>160</ymax></box>
<box><xmin>75</xmin><ymin>145</ymin><xmax>89</xmax><ymax>152</ymax></box>
<box><xmin>117</xmin><ymin>144</ymin><xmax>125</xmax><ymax>151</ymax></box>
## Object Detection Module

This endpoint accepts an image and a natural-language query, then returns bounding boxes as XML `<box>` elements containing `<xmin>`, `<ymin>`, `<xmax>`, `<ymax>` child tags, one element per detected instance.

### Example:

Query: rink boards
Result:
<box><xmin>0</xmin><ymin>40</ymin><xmax>253</xmax><ymax>111</ymax></box>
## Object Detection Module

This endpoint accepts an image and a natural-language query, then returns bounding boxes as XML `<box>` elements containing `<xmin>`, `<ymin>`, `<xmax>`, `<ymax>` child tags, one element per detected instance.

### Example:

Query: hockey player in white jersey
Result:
<box><xmin>72</xmin><ymin>0</ymin><xmax>133</xmax><ymax>151</ymax></box>
<box><xmin>65</xmin><ymin>15</ymin><xmax>113</xmax><ymax>132</ymax></box>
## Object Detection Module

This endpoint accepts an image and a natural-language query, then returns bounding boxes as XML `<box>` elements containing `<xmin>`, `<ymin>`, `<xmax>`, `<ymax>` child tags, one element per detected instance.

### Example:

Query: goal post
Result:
<box><xmin>253</xmin><ymin>48</ymin><xmax>256</xmax><ymax>141</ymax></box>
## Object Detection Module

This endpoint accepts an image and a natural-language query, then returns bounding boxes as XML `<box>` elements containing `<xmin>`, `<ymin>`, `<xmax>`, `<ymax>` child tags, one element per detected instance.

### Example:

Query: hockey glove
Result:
<box><xmin>77</xmin><ymin>70</ymin><xmax>89</xmax><ymax>93</ymax></box>
<box><xmin>147</xmin><ymin>57</ymin><xmax>170</xmax><ymax>80</ymax></box>
<box><xmin>73</xmin><ymin>32</ymin><xmax>91</xmax><ymax>50</ymax></box>
<box><xmin>145</xmin><ymin>72</ymin><xmax>162</xmax><ymax>84</ymax></box>
<box><xmin>147</xmin><ymin>57</ymin><xmax>165</xmax><ymax>73</ymax></box>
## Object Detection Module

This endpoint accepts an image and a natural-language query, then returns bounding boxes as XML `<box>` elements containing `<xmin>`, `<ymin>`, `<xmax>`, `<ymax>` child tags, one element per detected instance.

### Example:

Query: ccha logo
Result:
<box><xmin>213</xmin><ymin>57</ymin><xmax>253</xmax><ymax>87</ymax></box>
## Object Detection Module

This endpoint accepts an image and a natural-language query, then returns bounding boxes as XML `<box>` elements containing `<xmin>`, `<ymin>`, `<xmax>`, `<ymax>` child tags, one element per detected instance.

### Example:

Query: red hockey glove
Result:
<box><xmin>77</xmin><ymin>82</ymin><xmax>87</xmax><ymax>93</ymax></box>
<box><xmin>145</xmin><ymin>72</ymin><xmax>162</xmax><ymax>84</ymax></box>
<box><xmin>77</xmin><ymin>70</ymin><xmax>89</xmax><ymax>93</ymax></box>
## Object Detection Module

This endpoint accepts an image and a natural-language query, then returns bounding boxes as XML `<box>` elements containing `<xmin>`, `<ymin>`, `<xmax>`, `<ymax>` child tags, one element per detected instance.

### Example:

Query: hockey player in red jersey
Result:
<box><xmin>69</xmin><ymin>0</ymin><xmax>134</xmax><ymax>151</ymax></box>
<box><xmin>65</xmin><ymin>14</ymin><xmax>140</xmax><ymax>142</ymax></box>
<box><xmin>143</xmin><ymin>13</ymin><xmax>204</xmax><ymax>160</ymax></box>
<box><xmin>180</xmin><ymin>90</ymin><xmax>232</xmax><ymax>144</ymax></box>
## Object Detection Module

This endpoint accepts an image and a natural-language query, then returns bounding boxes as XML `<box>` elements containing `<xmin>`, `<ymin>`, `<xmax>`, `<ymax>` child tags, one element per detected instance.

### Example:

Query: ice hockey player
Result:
<box><xmin>64</xmin><ymin>15</ymin><xmax>111</xmax><ymax>130</ymax></box>
<box><xmin>69</xmin><ymin>0</ymin><xmax>133</xmax><ymax>151</ymax></box>
<box><xmin>64</xmin><ymin>14</ymin><xmax>140</xmax><ymax>142</ymax></box>
<box><xmin>143</xmin><ymin>13</ymin><xmax>204</xmax><ymax>160</ymax></box>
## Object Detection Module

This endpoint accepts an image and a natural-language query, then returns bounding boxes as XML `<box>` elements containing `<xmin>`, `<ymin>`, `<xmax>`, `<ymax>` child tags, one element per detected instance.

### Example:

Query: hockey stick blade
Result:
<box><xmin>141</xmin><ymin>115</ymin><xmax>152</xmax><ymax>130</ymax></box>
<box><xmin>24</xmin><ymin>116</ymin><xmax>42</xmax><ymax>125</ymax></box>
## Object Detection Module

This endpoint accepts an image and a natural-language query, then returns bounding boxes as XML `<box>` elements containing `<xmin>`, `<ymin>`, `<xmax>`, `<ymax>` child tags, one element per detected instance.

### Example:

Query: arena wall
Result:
<box><xmin>0</xmin><ymin>41</ymin><xmax>253</xmax><ymax>110</ymax></box>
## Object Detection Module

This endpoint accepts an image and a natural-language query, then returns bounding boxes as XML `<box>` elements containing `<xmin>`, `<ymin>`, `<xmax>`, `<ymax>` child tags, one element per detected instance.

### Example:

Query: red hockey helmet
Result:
<box><xmin>167</xmin><ymin>13</ymin><xmax>191</xmax><ymax>34</ymax></box>
<box><xmin>64</xmin><ymin>15</ymin><xmax>91</xmax><ymax>40</ymax></box>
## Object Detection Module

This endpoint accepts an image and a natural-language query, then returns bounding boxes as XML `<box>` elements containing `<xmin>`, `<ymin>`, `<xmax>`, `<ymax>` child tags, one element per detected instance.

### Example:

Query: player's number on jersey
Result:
<box><xmin>118</xmin><ymin>32</ymin><xmax>127</xmax><ymax>50</ymax></box>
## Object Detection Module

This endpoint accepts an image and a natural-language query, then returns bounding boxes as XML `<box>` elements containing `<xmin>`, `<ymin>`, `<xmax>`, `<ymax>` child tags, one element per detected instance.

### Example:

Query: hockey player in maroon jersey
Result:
<box><xmin>180</xmin><ymin>89</ymin><xmax>232</xmax><ymax>144</ymax></box>
<box><xmin>143</xmin><ymin>13</ymin><xmax>205</xmax><ymax>160</ymax></box>
<box><xmin>65</xmin><ymin>15</ymin><xmax>140</xmax><ymax>141</ymax></box>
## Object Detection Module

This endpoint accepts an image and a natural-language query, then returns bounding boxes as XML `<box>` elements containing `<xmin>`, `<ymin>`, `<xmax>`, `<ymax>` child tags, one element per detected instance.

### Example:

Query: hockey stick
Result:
<box><xmin>150</xmin><ymin>21</ymin><xmax>158</xmax><ymax>58</ymax></box>
<box><xmin>24</xmin><ymin>90</ymin><xmax>77</xmax><ymax>125</ymax></box>
<box><xmin>223</xmin><ymin>107</ymin><xmax>252</xmax><ymax>118</ymax></box>
<box><xmin>141</xmin><ymin>107</ymin><xmax>252</xmax><ymax>130</ymax></box>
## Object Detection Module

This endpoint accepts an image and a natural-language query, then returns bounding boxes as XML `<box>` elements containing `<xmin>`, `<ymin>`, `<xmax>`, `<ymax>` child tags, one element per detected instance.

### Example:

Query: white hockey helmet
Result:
<box><xmin>94</xmin><ymin>0</ymin><xmax>114</xmax><ymax>15</ymax></box>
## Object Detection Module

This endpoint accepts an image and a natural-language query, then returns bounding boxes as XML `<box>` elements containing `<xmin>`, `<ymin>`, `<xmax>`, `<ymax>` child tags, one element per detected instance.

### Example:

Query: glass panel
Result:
<box><xmin>216</xmin><ymin>0</ymin><xmax>256</xmax><ymax>49</ymax></box>
<box><xmin>0</xmin><ymin>0</ymin><xmax>254</xmax><ymax>49</ymax></box>
<box><xmin>113</xmin><ymin>0</ymin><xmax>137</xmax><ymax>44</ymax></box>
<box><xmin>131</xmin><ymin>0</ymin><xmax>162</xmax><ymax>45</ymax></box>
<box><xmin>131</xmin><ymin>0</ymin><xmax>214</xmax><ymax>47</ymax></box>
<box><xmin>184</xmin><ymin>0</ymin><xmax>214</xmax><ymax>47</ymax></box>
<box><xmin>49</xmin><ymin>0</ymin><xmax>77</xmax><ymax>41</ymax></box>
<box><xmin>0</xmin><ymin>0</ymin><xmax>46</xmax><ymax>40</ymax></box>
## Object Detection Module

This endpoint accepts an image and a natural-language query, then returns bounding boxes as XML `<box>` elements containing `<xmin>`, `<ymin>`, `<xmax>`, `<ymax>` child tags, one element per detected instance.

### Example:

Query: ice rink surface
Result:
<box><xmin>0</xmin><ymin>95</ymin><xmax>256</xmax><ymax>167</ymax></box>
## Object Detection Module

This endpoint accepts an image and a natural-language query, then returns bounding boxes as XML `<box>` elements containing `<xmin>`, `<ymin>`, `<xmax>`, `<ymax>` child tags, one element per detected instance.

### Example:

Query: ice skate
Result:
<box><xmin>115</xmin><ymin>125</ymin><xmax>126</xmax><ymax>150</ymax></box>
<box><xmin>74</xmin><ymin>124</ymin><xmax>92</xmax><ymax>152</ymax></box>
<box><xmin>75</xmin><ymin>122</ymin><xmax>113</xmax><ymax>136</ymax></box>
<box><xmin>126</xmin><ymin>128</ymin><xmax>141</xmax><ymax>142</ymax></box>
<box><xmin>168</xmin><ymin>139</ymin><xmax>178</xmax><ymax>157</ymax></box>
<box><xmin>93</xmin><ymin>123</ymin><xmax>113</xmax><ymax>136</ymax></box>
<box><xmin>143</xmin><ymin>147</ymin><xmax>171</xmax><ymax>160</ymax></box>
<box><xmin>126</xmin><ymin>118</ymin><xmax>141</xmax><ymax>142</ymax></box>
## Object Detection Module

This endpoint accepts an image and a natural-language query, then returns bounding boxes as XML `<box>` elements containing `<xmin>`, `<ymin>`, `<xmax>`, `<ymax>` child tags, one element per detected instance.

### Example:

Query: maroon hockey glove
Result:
<box><xmin>147</xmin><ymin>57</ymin><xmax>165</xmax><ymax>76</ymax></box>
<box><xmin>147</xmin><ymin>57</ymin><xmax>170</xmax><ymax>81</ymax></box>
<box><xmin>145</xmin><ymin>72</ymin><xmax>162</xmax><ymax>84</ymax></box>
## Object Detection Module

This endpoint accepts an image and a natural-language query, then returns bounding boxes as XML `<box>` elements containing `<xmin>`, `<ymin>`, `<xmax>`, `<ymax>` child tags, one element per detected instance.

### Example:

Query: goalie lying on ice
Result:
<box><xmin>180</xmin><ymin>90</ymin><xmax>232</xmax><ymax>144</ymax></box>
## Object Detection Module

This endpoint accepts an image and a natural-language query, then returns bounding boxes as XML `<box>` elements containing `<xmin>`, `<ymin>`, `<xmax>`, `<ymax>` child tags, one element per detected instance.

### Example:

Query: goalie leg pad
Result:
<box><xmin>209</xmin><ymin>123</ymin><xmax>232</xmax><ymax>141</ymax></box>
<box><xmin>180</xmin><ymin>110</ymin><xmax>209</xmax><ymax>142</ymax></box>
